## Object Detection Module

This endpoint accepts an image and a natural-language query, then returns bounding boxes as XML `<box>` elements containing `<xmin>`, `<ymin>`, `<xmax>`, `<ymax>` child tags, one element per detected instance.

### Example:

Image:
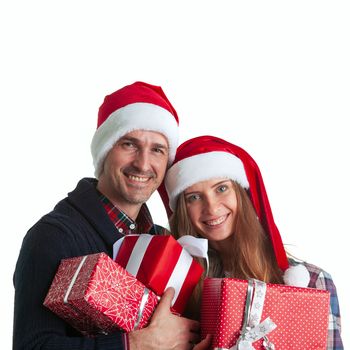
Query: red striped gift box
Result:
<box><xmin>113</xmin><ymin>234</ymin><xmax>204</xmax><ymax>315</ymax></box>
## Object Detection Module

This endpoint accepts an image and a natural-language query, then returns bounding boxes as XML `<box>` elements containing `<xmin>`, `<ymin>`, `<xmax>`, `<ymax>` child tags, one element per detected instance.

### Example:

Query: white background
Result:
<box><xmin>1</xmin><ymin>1</ymin><xmax>349</xmax><ymax>348</ymax></box>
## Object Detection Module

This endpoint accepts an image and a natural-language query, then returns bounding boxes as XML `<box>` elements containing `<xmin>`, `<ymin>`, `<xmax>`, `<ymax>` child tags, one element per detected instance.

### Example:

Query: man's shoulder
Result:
<box><xmin>43</xmin><ymin>177</ymin><xmax>100</xmax><ymax>229</ymax></box>
<box><xmin>22</xmin><ymin>178</ymin><xmax>99</xmax><ymax>246</ymax></box>
<box><xmin>23</xmin><ymin>204</ymin><xmax>80</xmax><ymax>246</ymax></box>
<box><xmin>67</xmin><ymin>177</ymin><xmax>98</xmax><ymax>198</ymax></box>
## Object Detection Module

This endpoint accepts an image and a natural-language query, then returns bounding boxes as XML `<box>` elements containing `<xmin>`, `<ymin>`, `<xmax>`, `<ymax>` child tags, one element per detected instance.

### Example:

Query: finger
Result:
<box><xmin>152</xmin><ymin>287</ymin><xmax>175</xmax><ymax>318</ymax></box>
<box><xmin>159</xmin><ymin>287</ymin><xmax>175</xmax><ymax>307</ymax></box>
<box><xmin>189</xmin><ymin>320</ymin><xmax>200</xmax><ymax>332</ymax></box>
<box><xmin>193</xmin><ymin>334</ymin><xmax>212</xmax><ymax>350</ymax></box>
<box><xmin>188</xmin><ymin>331</ymin><xmax>200</xmax><ymax>344</ymax></box>
<box><xmin>178</xmin><ymin>316</ymin><xmax>200</xmax><ymax>332</ymax></box>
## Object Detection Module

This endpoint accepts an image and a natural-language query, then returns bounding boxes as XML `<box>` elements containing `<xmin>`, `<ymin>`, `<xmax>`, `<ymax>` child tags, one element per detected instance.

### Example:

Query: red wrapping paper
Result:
<box><xmin>114</xmin><ymin>235</ymin><xmax>204</xmax><ymax>314</ymax></box>
<box><xmin>44</xmin><ymin>252</ymin><xmax>158</xmax><ymax>335</ymax></box>
<box><xmin>201</xmin><ymin>278</ymin><xmax>330</xmax><ymax>350</ymax></box>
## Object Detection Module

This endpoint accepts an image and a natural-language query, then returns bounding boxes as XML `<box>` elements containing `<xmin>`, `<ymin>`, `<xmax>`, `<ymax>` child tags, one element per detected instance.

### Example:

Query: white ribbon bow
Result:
<box><xmin>233</xmin><ymin>318</ymin><xmax>276</xmax><ymax>350</ymax></box>
<box><xmin>177</xmin><ymin>235</ymin><xmax>209</xmax><ymax>273</ymax></box>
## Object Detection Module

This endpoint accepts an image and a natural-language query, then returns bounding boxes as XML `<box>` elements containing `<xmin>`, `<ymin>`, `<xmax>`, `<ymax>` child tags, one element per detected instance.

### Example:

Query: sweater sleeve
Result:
<box><xmin>13</xmin><ymin>220</ymin><xmax>125</xmax><ymax>350</ymax></box>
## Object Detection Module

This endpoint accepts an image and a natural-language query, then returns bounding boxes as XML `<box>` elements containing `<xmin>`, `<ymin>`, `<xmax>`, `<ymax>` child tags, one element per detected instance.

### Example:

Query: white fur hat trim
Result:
<box><xmin>165</xmin><ymin>151</ymin><xmax>249</xmax><ymax>211</ymax></box>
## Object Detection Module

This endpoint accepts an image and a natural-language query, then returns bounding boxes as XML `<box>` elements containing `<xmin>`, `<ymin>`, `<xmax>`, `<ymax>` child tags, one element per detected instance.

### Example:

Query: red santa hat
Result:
<box><xmin>161</xmin><ymin>135</ymin><xmax>310</xmax><ymax>286</ymax></box>
<box><xmin>91</xmin><ymin>81</ymin><xmax>179</xmax><ymax>177</ymax></box>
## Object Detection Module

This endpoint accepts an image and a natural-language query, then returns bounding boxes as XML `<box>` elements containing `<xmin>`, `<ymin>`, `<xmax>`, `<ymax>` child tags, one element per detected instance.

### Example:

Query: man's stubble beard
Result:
<box><xmin>120</xmin><ymin>183</ymin><xmax>158</xmax><ymax>205</ymax></box>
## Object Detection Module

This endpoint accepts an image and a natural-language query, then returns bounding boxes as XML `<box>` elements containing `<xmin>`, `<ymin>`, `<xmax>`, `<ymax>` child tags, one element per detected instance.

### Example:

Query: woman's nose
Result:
<box><xmin>203</xmin><ymin>196</ymin><xmax>221</xmax><ymax>215</ymax></box>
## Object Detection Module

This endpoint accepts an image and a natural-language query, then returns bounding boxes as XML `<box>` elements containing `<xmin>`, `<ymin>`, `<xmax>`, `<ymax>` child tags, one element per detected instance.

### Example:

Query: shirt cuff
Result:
<box><xmin>123</xmin><ymin>332</ymin><xmax>130</xmax><ymax>350</ymax></box>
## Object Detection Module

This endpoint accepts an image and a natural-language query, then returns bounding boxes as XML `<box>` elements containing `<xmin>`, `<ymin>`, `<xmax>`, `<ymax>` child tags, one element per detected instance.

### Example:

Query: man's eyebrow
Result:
<box><xmin>118</xmin><ymin>137</ymin><xmax>168</xmax><ymax>150</ymax></box>
<box><xmin>153</xmin><ymin>143</ymin><xmax>168</xmax><ymax>150</ymax></box>
<box><xmin>118</xmin><ymin>136</ymin><xmax>137</xmax><ymax>143</ymax></box>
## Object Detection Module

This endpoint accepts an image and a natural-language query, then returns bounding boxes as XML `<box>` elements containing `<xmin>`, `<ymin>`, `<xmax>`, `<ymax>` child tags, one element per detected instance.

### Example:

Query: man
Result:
<box><xmin>13</xmin><ymin>82</ymin><xmax>210</xmax><ymax>350</ymax></box>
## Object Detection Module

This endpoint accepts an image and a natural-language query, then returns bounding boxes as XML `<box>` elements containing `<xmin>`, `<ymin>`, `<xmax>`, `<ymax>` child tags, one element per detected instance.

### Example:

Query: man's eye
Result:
<box><xmin>123</xmin><ymin>142</ymin><xmax>135</xmax><ymax>148</ymax></box>
<box><xmin>153</xmin><ymin>147</ymin><xmax>165</xmax><ymax>154</ymax></box>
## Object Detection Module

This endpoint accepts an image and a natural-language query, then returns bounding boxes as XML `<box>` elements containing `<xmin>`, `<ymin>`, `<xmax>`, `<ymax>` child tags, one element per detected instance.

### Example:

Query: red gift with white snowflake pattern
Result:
<box><xmin>200</xmin><ymin>278</ymin><xmax>330</xmax><ymax>350</ymax></box>
<box><xmin>113</xmin><ymin>234</ymin><xmax>205</xmax><ymax>315</ymax></box>
<box><xmin>44</xmin><ymin>252</ymin><xmax>158</xmax><ymax>335</ymax></box>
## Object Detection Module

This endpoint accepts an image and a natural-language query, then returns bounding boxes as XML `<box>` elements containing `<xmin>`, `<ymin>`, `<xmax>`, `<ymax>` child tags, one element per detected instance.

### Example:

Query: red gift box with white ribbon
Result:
<box><xmin>201</xmin><ymin>278</ymin><xmax>330</xmax><ymax>350</ymax></box>
<box><xmin>113</xmin><ymin>234</ymin><xmax>206</xmax><ymax>315</ymax></box>
<box><xmin>44</xmin><ymin>252</ymin><xmax>159</xmax><ymax>335</ymax></box>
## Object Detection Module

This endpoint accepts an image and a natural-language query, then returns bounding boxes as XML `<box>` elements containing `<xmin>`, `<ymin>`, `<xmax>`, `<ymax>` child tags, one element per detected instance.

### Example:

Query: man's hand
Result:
<box><xmin>128</xmin><ymin>288</ymin><xmax>204</xmax><ymax>350</ymax></box>
<box><xmin>193</xmin><ymin>334</ymin><xmax>212</xmax><ymax>350</ymax></box>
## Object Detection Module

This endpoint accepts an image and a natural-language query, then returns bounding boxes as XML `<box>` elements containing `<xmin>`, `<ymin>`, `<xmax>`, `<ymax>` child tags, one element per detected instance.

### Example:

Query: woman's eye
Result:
<box><xmin>186</xmin><ymin>194</ymin><xmax>200</xmax><ymax>203</ymax></box>
<box><xmin>217</xmin><ymin>185</ymin><xmax>228</xmax><ymax>193</ymax></box>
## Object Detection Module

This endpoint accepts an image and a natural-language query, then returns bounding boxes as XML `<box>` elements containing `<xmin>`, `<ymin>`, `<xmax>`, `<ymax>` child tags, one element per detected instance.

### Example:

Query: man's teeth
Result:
<box><xmin>205</xmin><ymin>215</ymin><xmax>226</xmax><ymax>226</ymax></box>
<box><xmin>129</xmin><ymin>175</ymin><xmax>148</xmax><ymax>182</ymax></box>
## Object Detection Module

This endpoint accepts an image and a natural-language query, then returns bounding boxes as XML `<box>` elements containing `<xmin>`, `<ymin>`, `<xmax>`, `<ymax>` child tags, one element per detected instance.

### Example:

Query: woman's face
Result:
<box><xmin>184</xmin><ymin>178</ymin><xmax>238</xmax><ymax>244</ymax></box>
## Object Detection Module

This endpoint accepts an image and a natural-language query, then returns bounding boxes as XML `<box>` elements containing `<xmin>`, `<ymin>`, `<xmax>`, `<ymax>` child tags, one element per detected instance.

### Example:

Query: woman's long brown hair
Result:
<box><xmin>169</xmin><ymin>181</ymin><xmax>284</xmax><ymax>320</ymax></box>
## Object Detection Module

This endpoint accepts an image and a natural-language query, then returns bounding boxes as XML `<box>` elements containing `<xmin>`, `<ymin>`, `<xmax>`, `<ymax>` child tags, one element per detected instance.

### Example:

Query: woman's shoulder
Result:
<box><xmin>288</xmin><ymin>256</ymin><xmax>336</xmax><ymax>291</ymax></box>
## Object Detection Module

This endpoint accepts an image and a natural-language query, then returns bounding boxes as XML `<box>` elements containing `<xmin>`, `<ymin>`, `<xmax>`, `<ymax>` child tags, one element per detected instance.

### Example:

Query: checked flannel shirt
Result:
<box><xmin>99</xmin><ymin>193</ymin><xmax>169</xmax><ymax>237</ymax></box>
<box><xmin>289</xmin><ymin>258</ymin><xmax>343</xmax><ymax>349</ymax></box>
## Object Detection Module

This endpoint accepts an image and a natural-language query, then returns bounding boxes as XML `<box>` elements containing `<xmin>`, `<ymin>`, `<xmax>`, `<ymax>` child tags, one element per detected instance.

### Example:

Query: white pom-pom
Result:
<box><xmin>283</xmin><ymin>264</ymin><xmax>310</xmax><ymax>287</ymax></box>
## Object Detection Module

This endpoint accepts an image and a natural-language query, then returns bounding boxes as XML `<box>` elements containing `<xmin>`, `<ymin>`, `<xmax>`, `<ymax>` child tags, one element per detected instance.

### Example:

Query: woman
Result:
<box><xmin>160</xmin><ymin>135</ymin><xmax>343</xmax><ymax>349</ymax></box>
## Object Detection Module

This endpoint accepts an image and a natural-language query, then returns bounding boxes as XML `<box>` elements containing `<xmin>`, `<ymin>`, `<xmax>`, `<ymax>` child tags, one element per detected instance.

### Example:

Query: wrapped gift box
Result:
<box><xmin>44</xmin><ymin>252</ymin><xmax>158</xmax><ymax>335</ymax></box>
<box><xmin>201</xmin><ymin>278</ymin><xmax>330</xmax><ymax>350</ymax></box>
<box><xmin>113</xmin><ymin>234</ymin><xmax>204</xmax><ymax>315</ymax></box>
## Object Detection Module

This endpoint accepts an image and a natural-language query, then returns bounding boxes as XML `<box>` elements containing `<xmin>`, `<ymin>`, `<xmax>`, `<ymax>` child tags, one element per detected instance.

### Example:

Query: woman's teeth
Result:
<box><xmin>205</xmin><ymin>215</ymin><xmax>226</xmax><ymax>226</ymax></box>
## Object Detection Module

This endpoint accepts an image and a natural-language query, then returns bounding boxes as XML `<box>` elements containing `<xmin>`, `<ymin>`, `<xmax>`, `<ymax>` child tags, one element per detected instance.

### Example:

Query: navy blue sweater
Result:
<box><xmin>13</xmin><ymin>178</ymin><xmax>146</xmax><ymax>350</ymax></box>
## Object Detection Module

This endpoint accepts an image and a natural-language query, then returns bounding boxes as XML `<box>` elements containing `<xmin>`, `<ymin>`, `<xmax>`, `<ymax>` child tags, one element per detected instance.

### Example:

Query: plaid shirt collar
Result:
<box><xmin>99</xmin><ymin>193</ymin><xmax>153</xmax><ymax>236</ymax></box>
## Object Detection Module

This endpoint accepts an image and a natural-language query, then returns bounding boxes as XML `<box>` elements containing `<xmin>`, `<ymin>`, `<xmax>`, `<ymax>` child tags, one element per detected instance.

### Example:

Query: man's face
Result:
<box><xmin>98</xmin><ymin>130</ymin><xmax>169</xmax><ymax>216</ymax></box>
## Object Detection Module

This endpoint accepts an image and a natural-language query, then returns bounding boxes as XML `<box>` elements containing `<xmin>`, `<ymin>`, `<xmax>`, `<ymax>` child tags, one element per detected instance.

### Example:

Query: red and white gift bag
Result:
<box><xmin>201</xmin><ymin>278</ymin><xmax>330</xmax><ymax>350</ymax></box>
<box><xmin>113</xmin><ymin>234</ymin><xmax>207</xmax><ymax>315</ymax></box>
<box><xmin>44</xmin><ymin>252</ymin><xmax>159</xmax><ymax>335</ymax></box>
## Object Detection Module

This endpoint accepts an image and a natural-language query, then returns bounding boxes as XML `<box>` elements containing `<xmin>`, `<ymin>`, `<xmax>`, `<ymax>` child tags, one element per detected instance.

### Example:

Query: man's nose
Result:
<box><xmin>132</xmin><ymin>149</ymin><xmax>151</xmax><ymax>172</ymax></box>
